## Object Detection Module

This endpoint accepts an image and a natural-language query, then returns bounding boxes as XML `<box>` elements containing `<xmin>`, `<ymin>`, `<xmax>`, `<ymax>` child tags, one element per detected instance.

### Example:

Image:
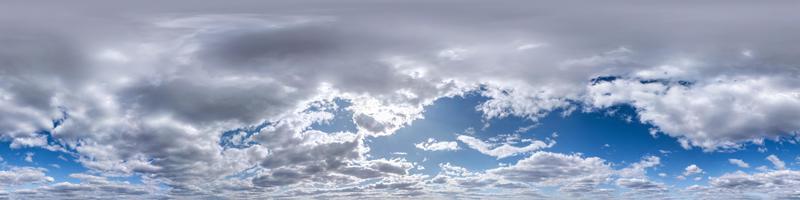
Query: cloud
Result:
<box><xmin>618</xmin><ymin>156</ymin><xmax>660</xmax><ymax>178</ymax></box>
<box><xmin>684</xmin><ymin>164</ymin><xmax>703</xmax><ymax>176</ymax></box>
<box><xmin>457</xmin><ymin>135</ymin><xmax>555</xmax><ymax>159</ymax></box>
<box><xmin>728</xmin><ymin>159</ymin><xmax>750</xmax><ymax>168</ymax></box>
<box><xmin>414</xmin><ymin>138</ymin><xmax>459</xmax><ymax>151</ymax></box>
<box><xmin>428</xmin><ymin>163</ymin><xmax>502</xmax><ymax>189</ymax></box>
<box><xmin>2</xmin><ymin>0</ymin><xmax>800</xmax><ymax>198</ymax></box>
<box><xmin>0</xmin><ymin>13</ymin><xmax>465</xmax><ymax>196</ymax></box>
<box><xmin>488</xmin><ymin>151</ymin><xmax>612</xmax><ymax>196</ymax></box>
<box><xmin>711</xmin><ymin>170</ymin><xmax>800</xmax><ymax>189</ymax></box>
<box><xmin>615</xmin><ymin>178</ymin><xmax>667</xmax><ymax>192</ymax></box>
<box><xmin>677</xmin><ymin>164</ymin><xmax>704</xmax><ymax>180</ymax></box>
<box><xmin>0</xmin><ymin>167</ymin><xmax>54</xmax><ymax>186</ymax></box>
<box><xmin>586</xmin><ymin>76</ymin><xmax>800</xmax><ymax>151</ymax></box>
<box><xmin>693</xmin><ymin>169</ymin><xmax>800</xmax><ymax>199</ymax></box>
<box><xmin>766</xmin><ymin>155</ymin><xmax>786</xmax><ymax>170</ymax></box>
<box><xmin>24</xmin><ymin>152</ymin><xmax>34</xmax><ymax>163</ymax></box>
<box><xmin>9</xmin><ymin>173</ymin><xmax>158</xmax><ymax>199</ymax></box>
<box><xmin>614</xmin><ymin>156</ymin><xmax>669</xmax><ymax>198</ymax></box>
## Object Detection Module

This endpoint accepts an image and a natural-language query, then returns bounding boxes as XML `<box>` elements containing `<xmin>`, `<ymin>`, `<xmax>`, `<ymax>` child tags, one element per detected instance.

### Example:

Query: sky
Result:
<box><xmin>1</xmin><ymin>0</ymin><xmax>800</xmax><ymax>199</ymax></box>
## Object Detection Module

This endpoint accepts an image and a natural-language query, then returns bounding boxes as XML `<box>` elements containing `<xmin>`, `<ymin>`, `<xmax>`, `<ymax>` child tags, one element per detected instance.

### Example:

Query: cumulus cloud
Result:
<box><xmin>728</xmin><ymin>159</ymin><xmax>750</xmax><ymax>168</ymax></box>
<box><xmin>586</xmin><ymin>76</ymin><xmax>800</xmax><ymax>150</ymax></box>
<box><xmin>684</xmin><ymin>165</ymin><xmax>703</xmax><ymax>176</ymax></box>
<box><xmin>618</xmin><ymin>156</ymin><xmax>660</xmax><ymax>178</ymax></box>
<box><xmin>423</xmin><ymin>151</ymin><xmax>632</xmax><ymax>198</ymax></box>
<box><xmin>677</xmin><ymin>164</ymin><xmax>704</xmax><ymax>180</ymax></box>
<box><xmin>0</xmin><ymin>167</ymin><xmax>54</xmax><ymax>187</ymax></box>
<box><xmin>692</xmin><ymin>169</ymin><xmax>800</xmax><ymax>199</ymax></box>
<box><xmin>427</xmin><ymin>163</ymin><xmax>503</xmax><ymax>190</ymax></box>
<box><xmin>766</xmin><ymin>155</ymin><xmax>786</xmax><ymax>170</ymax></box>
<box><xmin>0</xmin><ymin>11</ymin><xmax>464</xmax><ymax>196</ymax></box>
<box><xmin>488</xmin><ymin>151</ymin><xmax>612</xmax><ymax>196</ymax></box>
<box><xmin>615</xmin><ymin>156</ymin><xmax>669</xmax><ymax>198</ymax></box>
<box><xmin>251</xmin><ymin>115</ymin><xmax>417</xmax><ymax>188</ymax></box>
<box><xmin>414</xmin><ymin>138</ymin><xmax>459</xmax><ymax>151</ymax></box>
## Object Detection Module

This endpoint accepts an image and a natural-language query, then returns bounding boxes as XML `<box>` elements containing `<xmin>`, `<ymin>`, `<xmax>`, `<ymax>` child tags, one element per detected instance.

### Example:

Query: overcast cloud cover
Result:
<box><xmin>1</xmin><ymin>0</ymin><xmax>800</xmax><ymax>199</ymax></box>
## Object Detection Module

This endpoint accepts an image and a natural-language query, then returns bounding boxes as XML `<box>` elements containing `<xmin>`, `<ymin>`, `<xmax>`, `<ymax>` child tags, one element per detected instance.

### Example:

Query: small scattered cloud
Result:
<box><xmin>457</xmin><ymin>135</ymin><xmax>554</xmax><ymax>159</ymax></box>
<box><xmin>678</xmin><ymin>164</ymin><xmax>704</xmax><ymax>180</ymax></box>
<box><xmin>766</xmin><ymin>155</ymin><xmax>786</xmax><ymax>170</ymax></box>
<box><xmin>728</xmin><ymin>159</ymin><xmax>750</xmax><ymax>168</ymax></box>
<box><xmin>24</xmin><ymin>152</ymin><xmax>34</xmax><ymax>163</ymax></box>
<box><xmin>415</xmin><ymin>138</ymin><xmax>459</xmax><ymax>151</ymax></box>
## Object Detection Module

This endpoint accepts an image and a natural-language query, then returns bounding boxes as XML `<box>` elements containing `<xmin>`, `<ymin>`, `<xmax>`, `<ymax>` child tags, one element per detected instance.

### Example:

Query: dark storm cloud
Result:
<box><xmin>118</xmin><ymin>77</ymin><xmax>304</xmax><ymax>124</ymax></box>
<box><xmin>196</xmin><ymin>24</ymin><xmax>356</xmax><ymax>67</ymax></box>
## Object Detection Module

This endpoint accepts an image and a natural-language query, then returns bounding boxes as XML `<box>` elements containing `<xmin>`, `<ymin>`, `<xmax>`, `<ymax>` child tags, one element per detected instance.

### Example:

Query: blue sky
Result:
<box><xmin>3</xmin><ymin>1</ymin><xmax>800</xmax><ymax>199</ymax></box>
<box><xmin>335</xmin><ymin>93</ymin><xmax>798</xmax><ymax>187</ymax></box>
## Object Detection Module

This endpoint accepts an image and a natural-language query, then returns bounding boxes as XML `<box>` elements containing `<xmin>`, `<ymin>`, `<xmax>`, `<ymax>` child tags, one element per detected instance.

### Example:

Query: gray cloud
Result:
<box><xmin>488</xmin><ymin>151</ymin><xmax>612</xmax><ymax>196</ymax></box>
<box><xmin>2</xmin><ymin>0</ymin><xmax>800</xmax><ymax>198</ymax></box>
<box><xmin>688</xmin><ymin>169</ymin><xmax>800</xmax><ymax>199</ymax></box>
<box><xmin>8</xmin><ymin>173</ymin><xmax>160</xmax><ymax>200</ymax></box>
<box><xmin>0</xmin><ymin>167</ymin><xmax>54</xmax><ymax>187</ymax></box>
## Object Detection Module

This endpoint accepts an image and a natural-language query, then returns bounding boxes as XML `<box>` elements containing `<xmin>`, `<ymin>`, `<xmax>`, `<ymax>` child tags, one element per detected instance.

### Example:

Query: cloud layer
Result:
<box><xmin>1</xmin><ymin>0</ymin><xmax>800</xmax><ymax>198</ymax></box>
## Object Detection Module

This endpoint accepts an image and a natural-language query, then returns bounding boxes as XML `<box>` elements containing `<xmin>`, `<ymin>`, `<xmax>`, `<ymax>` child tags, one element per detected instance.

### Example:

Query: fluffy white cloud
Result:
<box><xmin>728</xmin><ymin>159</ymin><xmax>750</xmax><ymax>168</ymax></box>
<box><xmin>618</xmin><ymin>156</ymin><xmax>661</xmax><ymax>178</ymax></box>
<box><xmin>615</xmin><ymin>156</ymin><xmax>669</xmax><ymax>198</ymax></box>
<box><xmin>415</xmin><ymin>138</ymin><xmax>459</xmax><ymax>151</ymax></box>
<box><xmin>691</xmin><ymin>169</ymin><xmax>800</xmax><ymax>199</ymax></box>
<box><xmin>766</xmin><ymin>155</ymin><xmax>786</xmax><ymax>170</ymax></box>
<box><xmin>0</xmin><ymin>167</ymin><xmax>54</xmax><ymax>187</ymax></box>
<box><xmin>427</xmin><ymin>163</ymin><xmax>505</xmax><ymax>190</ymax></box>
<box><xmin>250</xmin><ymin>114</ymin><xmax>419</xmax><ymax>189</ymax></box>
<box><xmin>677</xmin><ymin>164</ymin><xmax>704</xmax><ymax>180</ymax></box>
<box><xmin>488</xmin><ymin>151</ymin><xmax>612</xmax><ymax>196</ymax></box>
<box><xmin>684</xmin><ymin>165</ymin><xmax>704</xmax><ymax>176</ymax></box>
<box><xmin>586</xmin><ymin>76</ymin><xmax>800</xmax><ymax>151</ymax></box>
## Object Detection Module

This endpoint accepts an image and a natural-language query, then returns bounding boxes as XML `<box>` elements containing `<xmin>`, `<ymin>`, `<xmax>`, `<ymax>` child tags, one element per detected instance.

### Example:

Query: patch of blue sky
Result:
<box><xmin>219</xmin><ymin>122</ymin><xmax>270</xmax><ymax>149</ymax></box>
<box><xmin>361</xmin><ymin>92</ymin><xmax>799</xmax><ymax>186</ymax></box>
<box><xmin>308</xmin><ymin>98</ymin><xmax>357</xmax><ymax>133</ymax></box>
<box><xmin>0</xmin><ymin>106</ymin><xmax>146</xmax><ymax>186</ymax></box>
<box><xmin>0</xmin><ymin>141</ymin><xmax>85</xmax><ymax>184</ymax></box>
<box><xmin>366</xmin><ymin>94</ymin><xmax>502</xmax><ymax>175</ymax></box>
